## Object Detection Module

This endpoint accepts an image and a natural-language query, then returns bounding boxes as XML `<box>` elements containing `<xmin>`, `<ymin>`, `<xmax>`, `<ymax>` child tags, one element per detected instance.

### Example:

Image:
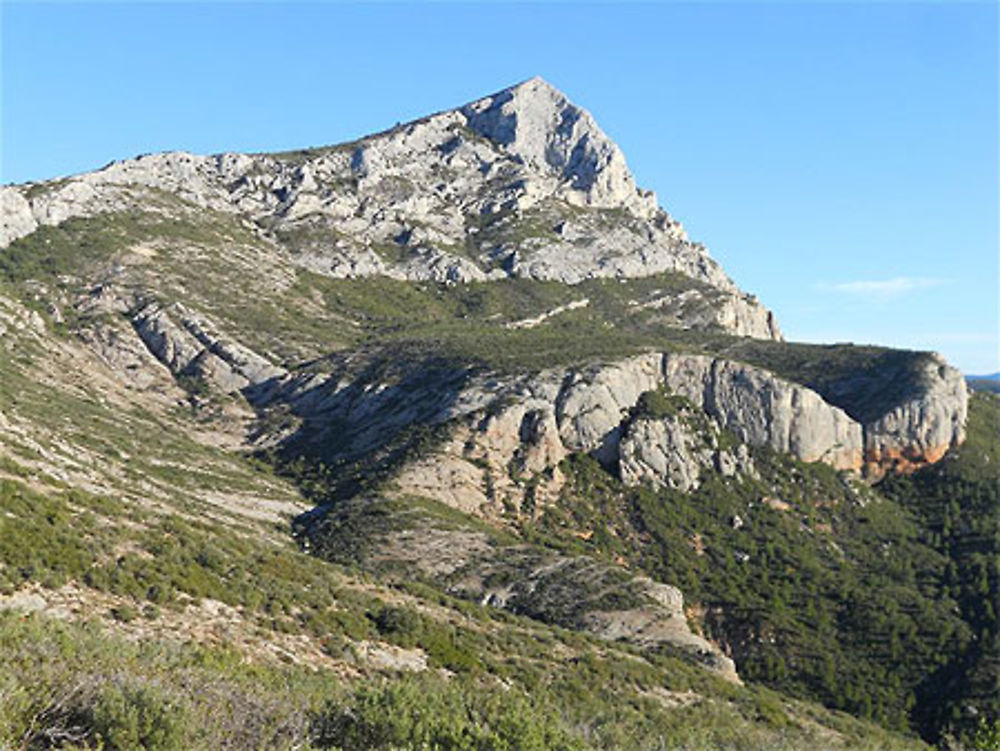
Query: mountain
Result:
<box><xmin>1</xmin><ymin>76</ymin><xmax>779</xmax><ymax>341</ymax></box>
<box><xmin>0</xmin><ymin>78</ymin><xmax>992</xmax><ymax>750</ymax></box>
<box><xmin>967</xmin><ymin>372</ymin><xmax>1000</xmax><ymax>394</ymax></box>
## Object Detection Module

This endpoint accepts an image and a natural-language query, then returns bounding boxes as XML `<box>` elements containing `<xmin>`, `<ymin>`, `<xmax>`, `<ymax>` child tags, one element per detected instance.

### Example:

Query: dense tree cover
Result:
<box><xmin>879</xmin><ymin>392</ymin><xmax>1000</xmax><ymax>746</ymax></box>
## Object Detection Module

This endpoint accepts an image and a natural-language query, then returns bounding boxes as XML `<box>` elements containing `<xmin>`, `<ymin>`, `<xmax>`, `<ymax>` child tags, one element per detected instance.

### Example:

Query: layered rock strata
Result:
<box><xmin>132</xmin><ymin>302</ymin><xmax>285</xmax><ymax>393</ymax></box>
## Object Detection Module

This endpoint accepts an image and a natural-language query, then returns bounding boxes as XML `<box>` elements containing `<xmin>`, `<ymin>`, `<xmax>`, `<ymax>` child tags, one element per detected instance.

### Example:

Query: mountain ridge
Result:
<box><xmin>0</xmin><ymin>78</ymin><xmax>781</xmax><ymax>339</ymax></box>
<box><xmin>0</xmin><ymin>78</ymin><xmax>990</xmax><ymax>749</ymax></box>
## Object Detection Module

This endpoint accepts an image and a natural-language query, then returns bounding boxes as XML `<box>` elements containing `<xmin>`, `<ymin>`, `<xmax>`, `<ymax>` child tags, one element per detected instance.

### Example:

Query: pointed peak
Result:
<box><xmin>518</xmin><ymin>75</ymin><xmax>549</xmax><ymax>86</ymax></box>
<box><xmin>461</xmin><ymin>77</ymin><xmax>611</xmax><ymax>165</ymax></box>
<box><xmin>460</xmin><ymin>76</ymin><xmax>588</xmax><ymax>148</ymax></box>
<box><xmin>507</xmin><ymin>75</ymin><xmax>562</xmax><ymax>95</ymax></box>
<box><xmin>491</xmin><ymin>76</ymin><xmax>571</xmax><ymax>110</ymax></box>
<box><xmin>456</xmin><ymin>78</ymin><xmax>654</xmax><ymax>215</ymax></box>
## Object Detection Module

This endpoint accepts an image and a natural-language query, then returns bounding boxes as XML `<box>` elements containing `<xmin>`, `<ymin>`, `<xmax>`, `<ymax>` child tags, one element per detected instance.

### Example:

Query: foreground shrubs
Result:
<box><xmin>0</xmin><ymin>608</ymin><xmax>928</xmax><ymax>750</ymax></box>
<box><xmin>311</xmin><ymin>676</ymin><xmax>584</xmax><ymax>751</ymax></box>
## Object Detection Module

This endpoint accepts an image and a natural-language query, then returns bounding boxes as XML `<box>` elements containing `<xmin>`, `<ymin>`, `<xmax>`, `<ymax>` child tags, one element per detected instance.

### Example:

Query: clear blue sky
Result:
<box><xmin>3</xmin><ymin>2</ymin><xmax>997</xmax><ymax>374</ymax></box>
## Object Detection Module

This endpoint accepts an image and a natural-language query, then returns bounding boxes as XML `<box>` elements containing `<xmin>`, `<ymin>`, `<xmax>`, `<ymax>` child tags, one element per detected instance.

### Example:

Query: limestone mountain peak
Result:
<box><xmin>459</xmin><ymin>76</ymin><xmax>651</xmax><ymax>213</ymax></box>
<box><xmin>0</xmin><ymin>78</ymin><xmax>779</xmax><ymax>336</ymax></box>
<box><xmin>0</xmin><ymin>73</ymin><xmax>985</xmax><ymax>749</ymax></box>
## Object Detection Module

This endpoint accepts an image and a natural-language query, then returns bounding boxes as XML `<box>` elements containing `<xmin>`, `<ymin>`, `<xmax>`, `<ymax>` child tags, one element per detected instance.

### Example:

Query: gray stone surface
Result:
<box><xmin>0</xmin><ymin>79</ymin><xmax>779</xmax><ymax>339</ymax></box>
<box><xmin>132</xmin><ymin>302</ymin><xmax>284</xmax><ymax>393</ymax></box>
<box><xmin>620</xmin><ymin>416</ymin><xmax>714</xmax><ymax>492</ymax></box>
<box><xmin>864</xmin><ymin>353</ymin><xmax>968</xmax><ymax>472</ymax></box>
<box><xmin>661</xmin><ymin>354</ymin><xmax>864</xmax><ymax>471</ymax></box>
<box><xmin>264</xmin><ymin>349</ymin><xmax>963</xmax><ymax>516</ymax></box>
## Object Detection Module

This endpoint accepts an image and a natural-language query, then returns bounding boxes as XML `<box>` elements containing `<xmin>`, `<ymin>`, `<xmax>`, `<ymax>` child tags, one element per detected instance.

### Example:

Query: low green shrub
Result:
<box><xmin>309</xmin><ymin>674</ymin><xmax>585</xmax><ymax>751</ymax></box>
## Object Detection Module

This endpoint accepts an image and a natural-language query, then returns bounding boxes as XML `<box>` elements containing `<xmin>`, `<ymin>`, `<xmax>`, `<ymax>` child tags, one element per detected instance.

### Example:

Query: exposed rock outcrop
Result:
<box><xmin>461</xmin><ymin>77</ymin><xmax>658</xmax><ymax>217</ymax></box>
<box><xmin>132</xmin><ymin>302</ymin><xmax>284</xmax><ymax>393</ymax></box>
<box><xmin>0</xmin><ymin>187</ymin><xmax>38</xmax><ymax>248</ymax></box>
<box><xmin>0</xmin><ymin>78</ymin><xmax>780</xmax><ymax>340</ymax></box>
<box><xmin>541</xmin><ymin>352</ymin><xmax>863</xmax><ymax>474</ymax></box>
<box><xmin>659</xmin><ymin>354</ymin><xmax>863</xmax><ymax>471</ymax></box>
<box><xmin>619</xmin><ymin>413</ymin><xmax>755</xmax><ymax>492</ymax></box>
<box><xmin>304</xmin><ymin>495</ymin><xmax>739</xmax><ymax>681</ymax></box>
<box><xmin>619</xmin><ymin>415</ymin><xmax>710</xmax><ymax>491</ymax></box>
<box><xmin>270</xmin><ymin>349</ymin><xmax>961</xmax><ymax>517</ymax></box>
<box><xmin>581</xmin><ymin>577</ymin><xmax>741</xmax><ymax>683</ymax></box>
<box><xmin>862</xmin><ymin>354</ymin><xmax>968</xmax><ymax>475</ymax></box>
<box><xmin>470</xmin><ymin>554</ymin><xmax>739</xmax><ymax>682</ymax></box>
<box><xmin>556</xmin><ymin>353</ymin><xmax>666</xmax><ymax>461</ymax></box>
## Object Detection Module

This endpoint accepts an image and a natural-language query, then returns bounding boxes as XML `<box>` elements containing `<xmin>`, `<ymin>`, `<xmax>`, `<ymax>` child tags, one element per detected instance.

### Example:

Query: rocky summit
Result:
<box><xmin>1</xmin><ymin>77</ymin><xmax>779</xmax><ymax>338</ymax></box>
<box><xmin>0</xmin><ymin>78</ymin><xmax>993</xmax><ymax>751</ymax></box>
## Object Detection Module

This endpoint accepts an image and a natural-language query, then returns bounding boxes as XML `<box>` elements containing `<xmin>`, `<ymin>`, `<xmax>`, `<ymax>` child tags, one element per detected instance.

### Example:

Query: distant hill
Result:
<box><xmin>966</xmin><ymin>372</ymin><xmax>1000</xmax><ymax>393</ymax></box>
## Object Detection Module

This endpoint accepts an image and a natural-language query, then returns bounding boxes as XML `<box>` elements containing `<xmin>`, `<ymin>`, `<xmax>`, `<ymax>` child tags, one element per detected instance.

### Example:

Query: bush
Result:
<box><xmin>92</xmin><ymin>683</ymin><xmax>189</xmax><ymax>751</ymax></box>
<box><xmin>310</xmin><ymin>675</ymin><xmax>585</xmax><ymax>751</ymax></box>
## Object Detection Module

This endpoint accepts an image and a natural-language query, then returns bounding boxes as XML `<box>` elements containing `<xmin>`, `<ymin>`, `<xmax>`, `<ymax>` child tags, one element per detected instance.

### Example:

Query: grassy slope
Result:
<box><xmin>0</xmin><ymin>206</ymin><xmax>965</xmax><ymax>748</ymax></box>
<box><xmin>0</xmin><ymin>469</ymin><xmax>931</xmax><ymax>751</ymax></box>
<box><xmin>0</xmin><ymin>204</ymin><xmax>930</xmax><ymax>399</ymax></box>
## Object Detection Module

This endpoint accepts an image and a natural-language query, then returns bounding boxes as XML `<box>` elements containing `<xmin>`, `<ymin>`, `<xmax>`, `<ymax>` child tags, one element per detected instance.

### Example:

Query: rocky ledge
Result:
<box><xmin>249</xmin><ymin>349</ymin><xmax>966</xmax><ymax>516</ymax></box>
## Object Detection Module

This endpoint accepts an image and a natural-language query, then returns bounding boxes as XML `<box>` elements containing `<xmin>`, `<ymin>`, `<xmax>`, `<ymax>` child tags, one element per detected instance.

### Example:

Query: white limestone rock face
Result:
<box><xmin>461</xmin><ymin>77</ymin><xmax>657</xmax><ymax>217</ymax></box>
<box><xmin>545</xmin><ymin>353</ymin><xmax>862</xmax><ymax>472</ymax></box>
<box><xmin>292</xmin><ymin>352</ymin><xmax>878</xmax><ymax>517</ymax></box>
<box><xmin>661</xmin><ymin>354</ymin><xmax>864</xmax><ymax>471</ymax></box>
<box><xmin>277</xmin><ymin>346</ymin><xmax>975</xmax><ymax>517</ymax></box>
<box><xmin>131</xmin><ymin>302</ymin><xmax>284</xmax><ymax>394</ymax></box>
<box><xmin>392</xmin><ymin>392</ymin><xmax>571</xmax><ymax>516</ymax></box>
<box><xmin>78</xmin><ymin>321</ymin><xmax>178</xmax><ymax>392</ymax></box>
<box><xmin>80</xmin><ymin>151</ymin><xmax>240</xmax><ymax>213</ymax></box>
<box><xmin>555</xmin><ymin>353</ymin><xmax>665</xmax><ymax>461</ymax></box>
<box><xmin>391</xmin><ymin>449</ymin><xmax>491</xmax><ymax>516</ymax></box>
<box><xmin>259</xmin><ymin>343</ymin><xmax>969</xmax><ymax>518</ymax></box>
<box><xmin>628</xmin><ymin>287</ymin><xmax>781</xmax><ymax>341</ymax></box>
<box><xmin>619</xmin><ymin>415</ymin><xmax>713</xmax><ymax>492</ymax></box>
<box><xmin>863</xmin><ymin>354</ymin><xmax>968</xmax><ymax>473</ymax></box>
<box><xmin>0</xmin><ymin>187</ymin><xmax>37</xmax><ymax>247</ymax></box>
<box><xmin>132</xmin><ymin>303</ymin><xmax>205</xmax><ymax>374</ymax></box>
<box><xmin>0</xmin><ymin>78</ymin><xmax>779</xmax><ymax>340</ymax></box>
<box><xmin>713</xmin><ymin>294</ymin><xmax>783</xmax><ymax>340</ymax></box>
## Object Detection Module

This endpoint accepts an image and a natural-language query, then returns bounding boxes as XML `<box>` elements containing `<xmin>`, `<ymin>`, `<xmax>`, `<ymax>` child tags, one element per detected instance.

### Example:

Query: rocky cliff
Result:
<box><xmin>1</xmin><ymin>78</ymin><xmax>780</xmax><ymax>339</ymax></box>
<box><xmin>860</xmin><ymin>354</ymin><xmax>968</xmax><ymax>475</ymax></box>
<box><xmin>244</xmin><ymin>345</ymin><xmax>965</xmax><ymax>517</ymax></box>
<box><xmin>93</xmin><ymin>272</ymin><xmax>963</xmax><ymax>509</ymax></box>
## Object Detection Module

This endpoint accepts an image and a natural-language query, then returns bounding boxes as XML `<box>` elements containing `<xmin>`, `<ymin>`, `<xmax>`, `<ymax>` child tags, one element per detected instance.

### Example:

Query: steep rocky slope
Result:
<box><xmin>248</xmin><ymin>347</ymin><xmax>964</xmax><ymax>517</ymax></box>
<box><xmin>0</xmin><ymin>78</ymin><xmax>983</xmax><ymax>748</ymax></box>
<box><xmin>0</xmin><ymin>78</ymin><xmax>779</xmax><ymax>338</ymax></box>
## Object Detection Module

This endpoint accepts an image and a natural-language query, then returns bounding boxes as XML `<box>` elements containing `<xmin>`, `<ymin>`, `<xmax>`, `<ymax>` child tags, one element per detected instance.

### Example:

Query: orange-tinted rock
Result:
<box><xmin>861</xmin><ymin>353</ymin><xmax>968</xmax><ymax>478</ymax></box>
<box><xmin>863</xmin><ymin>442</ymin><xmax>954</xmax><ymax>478</ymax></box>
